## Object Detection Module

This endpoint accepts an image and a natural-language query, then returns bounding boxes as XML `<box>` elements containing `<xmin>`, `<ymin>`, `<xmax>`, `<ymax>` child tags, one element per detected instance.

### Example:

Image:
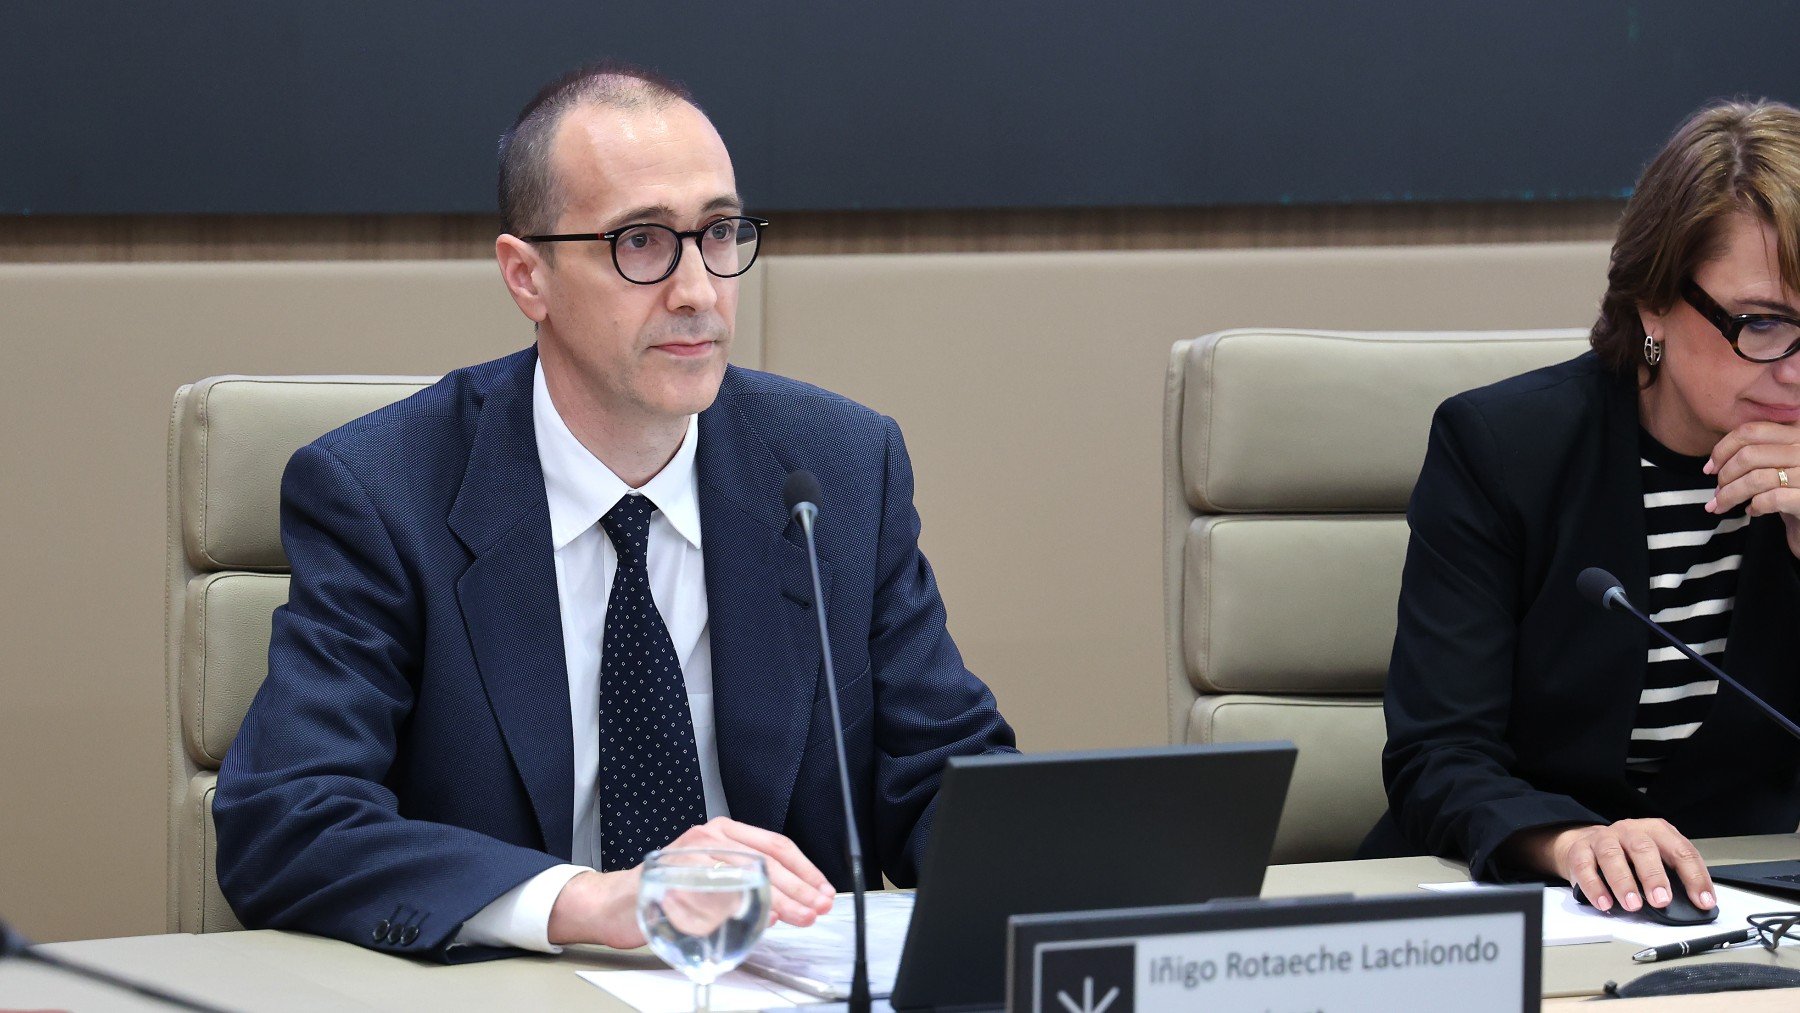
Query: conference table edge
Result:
<box><xmin>13</xmin><ymin>834</ymin><xmax>1799</xmax><ymax>1011</ymax></box>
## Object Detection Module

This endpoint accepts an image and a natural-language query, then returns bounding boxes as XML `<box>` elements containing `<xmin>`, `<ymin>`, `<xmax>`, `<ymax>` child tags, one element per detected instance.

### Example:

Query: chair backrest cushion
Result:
<box><xmin>1186</xmin><ymin>515</ymin><xmax>1409</xmax><ymax>695</ymax></box>
<box><xmin>1189</xmin><ymin>695</ymin><xmax>1389</xmax><ymax>863</ymax></box>
<box><xmin>1166</xmin><ymin>328</ymin><xmax>1591</xmax><ymax>710</ymax></box>
<box><xmin>1164</xmin><ymin>328</ymin><xmax>1591</xmax><ymax>862</ymax></box>
<box><xmin>1176</xmin><ymin>328</ymin><xmax>1594</xmax><ymax>514</ymax></box>
<box><xmin>178</xmin><ymin>377</ymin><xmax>438</xmax><ymax>571</ymax></box>
<box><xmin>167</xmin><ymin>375</ymin><xmax>433</xmax><ymax>932</ymax></box>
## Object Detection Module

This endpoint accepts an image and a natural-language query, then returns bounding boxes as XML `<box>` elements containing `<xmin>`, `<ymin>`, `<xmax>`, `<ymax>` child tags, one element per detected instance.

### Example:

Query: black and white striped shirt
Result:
<box><xmin>1626</xmin><ymin>429</ymin><xmax>1749</xmax><ymax>788</ymax></box>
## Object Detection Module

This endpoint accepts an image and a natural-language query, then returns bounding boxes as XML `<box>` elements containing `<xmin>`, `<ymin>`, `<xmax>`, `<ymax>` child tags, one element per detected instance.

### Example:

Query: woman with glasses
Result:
<box><xmin>1364</xmin><ymin>100</ymin><xmax>1800</xmax><ymax>920</ymax></box>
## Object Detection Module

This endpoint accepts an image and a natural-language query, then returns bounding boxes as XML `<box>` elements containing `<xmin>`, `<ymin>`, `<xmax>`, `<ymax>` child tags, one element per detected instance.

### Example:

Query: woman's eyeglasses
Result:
<box><xmin>1680</xmin><ymin>279</ymin><xmax>1800</xmax><ymax>363</ymax></box>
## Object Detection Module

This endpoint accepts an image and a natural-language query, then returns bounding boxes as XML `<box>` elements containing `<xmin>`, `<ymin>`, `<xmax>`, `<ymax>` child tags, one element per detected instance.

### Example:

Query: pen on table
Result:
<box><xmin>1631</xmin><ymin>927</ymin><xmax>1757</xmax><ymax>963</ymax></box>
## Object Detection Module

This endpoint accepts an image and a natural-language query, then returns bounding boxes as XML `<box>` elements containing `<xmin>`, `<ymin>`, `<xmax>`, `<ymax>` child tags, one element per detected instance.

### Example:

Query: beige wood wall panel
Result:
<box><xmin>759</xmin><ymin>243</ymin><xmax>1611</xmax><ymax>757</ymax></box>
<box><xmin>0</xmin><ymin>246</ymin><xmax>1605</xmax><ymax>945</ymax></box>
<box><xmin>0</xmin><ymin>201</ymin><xmax>1622</xmax><ymax>261</ymax></box>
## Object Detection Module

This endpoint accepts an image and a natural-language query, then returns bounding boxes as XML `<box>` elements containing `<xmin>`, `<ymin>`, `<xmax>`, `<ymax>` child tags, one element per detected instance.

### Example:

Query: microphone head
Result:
<box><xmin>1576</xmin><ymin>567</ymin><xmax>1625</xmax><ymax>610</ymax></box>
<box><xmin>783</xmin><ymin>470</ymin><xmax>823</xmax><ymax>518</ymax></box>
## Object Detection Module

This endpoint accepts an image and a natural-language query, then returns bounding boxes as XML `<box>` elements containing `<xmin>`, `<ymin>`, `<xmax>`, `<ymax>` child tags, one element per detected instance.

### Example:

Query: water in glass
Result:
<box><xmin>637</xmin><ymin>850</ymin><xmax>771</xmax><ymax>1012</ymax></box>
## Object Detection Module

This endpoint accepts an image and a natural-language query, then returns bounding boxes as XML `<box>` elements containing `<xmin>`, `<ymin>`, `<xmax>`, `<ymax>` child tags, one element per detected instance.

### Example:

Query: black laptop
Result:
<box><xmin>880</xmin><ymin>741</ymin><xmax>1297</xmax><ymax>1012</ymax></box>
<box><xmin>1710</xmin><ymin>858</ymin><xmax>1800</xmax><ymax>900</ymax></box>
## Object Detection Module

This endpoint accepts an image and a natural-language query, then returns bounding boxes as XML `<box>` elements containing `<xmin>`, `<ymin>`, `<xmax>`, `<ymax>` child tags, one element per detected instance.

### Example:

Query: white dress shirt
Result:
<box><xmin>455</xmin><ymin>360</ymin><xmax>730</xmax><ymax>952</ymax></box>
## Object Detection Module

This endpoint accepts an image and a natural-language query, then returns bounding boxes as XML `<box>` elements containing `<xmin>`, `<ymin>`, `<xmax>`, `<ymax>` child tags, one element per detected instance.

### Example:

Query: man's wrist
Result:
<box><xmin>455</xmin><ymin>864</ymin><xmax>590</xmax><ymax>952</ymax></box>
<box><xmin>1541</xmin><ymin>824</ymin><xmax>1599</xmax><ymax>878</ymax></box>
<box><xmin>1544</xmin><ymin>827</ymin><xmax>1581</xmax><ymax>878</ymax></box>
<box><xmin>548</xmin><ymin>868</ymin><xmax>643</xmax><ymax>947</ymax></box>
<box><xmin>1502</xmin><ymin>823</ymin><xmax>1588</xmax><ymax>879</ymax></box>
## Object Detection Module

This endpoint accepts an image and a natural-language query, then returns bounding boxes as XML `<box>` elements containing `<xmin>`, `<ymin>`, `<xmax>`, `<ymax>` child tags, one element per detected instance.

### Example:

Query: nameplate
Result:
<box><xmin>1008</xmin><ymin>888</ymin><xmax>1541</xmax><ymax>1013</ymax></box>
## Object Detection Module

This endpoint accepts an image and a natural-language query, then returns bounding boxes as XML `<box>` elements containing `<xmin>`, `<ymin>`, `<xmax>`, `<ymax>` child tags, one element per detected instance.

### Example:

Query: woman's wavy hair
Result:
<box><xmin>1594</xmin><ymin>99</ymin><xmax>1800</xmax><ymax>384</ymax></box>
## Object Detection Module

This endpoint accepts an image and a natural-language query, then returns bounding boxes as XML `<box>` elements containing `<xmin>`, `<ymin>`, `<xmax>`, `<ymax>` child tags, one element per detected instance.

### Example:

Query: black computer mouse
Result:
<box><xmin>1571</xmin><ymin>872</ymin><xmax>1719</xmax><ymax>927</ymax></box>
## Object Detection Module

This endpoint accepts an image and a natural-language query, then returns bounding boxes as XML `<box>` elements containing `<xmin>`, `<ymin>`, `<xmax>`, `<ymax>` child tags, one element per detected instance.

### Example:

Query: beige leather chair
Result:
<box><xmin>165</xmin><ymin>375</ymin><xmax>435</xmax><ymax>933</ymax></box>
<box><xmin>1163</xmin><ymin>328</ymin><xmax>1592</xmax><ymax>863</ymax></box>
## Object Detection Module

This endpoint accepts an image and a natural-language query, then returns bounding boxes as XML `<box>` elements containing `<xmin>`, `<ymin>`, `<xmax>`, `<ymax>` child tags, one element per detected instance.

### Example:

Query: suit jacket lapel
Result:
<box><xmin>698</xmin><ymin>368</ymin><xmax>827</xmax><ymax>834</ymax></box>
<box><xmin>447</xmin><ymin>348</ymin><xmax>575</xmax><ymax>860</ymax></box>
<box><xmin>1569</xmin><ymin>368</ymin><xmax>1653</xmax><ymax>787</ymax></box>
<box><xmin>1723</xmin><ymin>520</ymin><xmax>1800</xmax><ymax>730</ymax></box>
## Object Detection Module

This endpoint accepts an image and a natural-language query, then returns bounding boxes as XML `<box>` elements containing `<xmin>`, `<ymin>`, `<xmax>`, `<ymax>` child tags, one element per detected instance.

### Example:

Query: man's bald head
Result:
<box><xmin>497</xmin><ymin>63</ymin><xmax>700</xmax><ymax>239</ymax></box>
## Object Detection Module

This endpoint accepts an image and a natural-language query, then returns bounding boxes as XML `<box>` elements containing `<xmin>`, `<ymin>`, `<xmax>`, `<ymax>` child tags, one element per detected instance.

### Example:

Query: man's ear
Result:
<box><xmin>496</xmin><ymin>234</ymin><xmax>550</xmax><ymax>323</ymax></box>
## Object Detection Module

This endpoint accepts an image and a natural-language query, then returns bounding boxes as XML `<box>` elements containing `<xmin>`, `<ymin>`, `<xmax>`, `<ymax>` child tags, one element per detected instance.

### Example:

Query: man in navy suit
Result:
<box><xmin>214</xmin><ymin>65</ymin><xmax>1016</xmax><ymax>960</ymax></box>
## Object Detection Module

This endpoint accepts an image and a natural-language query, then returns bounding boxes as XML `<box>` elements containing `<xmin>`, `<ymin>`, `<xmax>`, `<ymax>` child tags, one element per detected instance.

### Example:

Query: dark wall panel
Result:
<box><xmin>3</xmin><ymin>2</ymin><xmax>1797</xmax><ymax>215</ymax></box>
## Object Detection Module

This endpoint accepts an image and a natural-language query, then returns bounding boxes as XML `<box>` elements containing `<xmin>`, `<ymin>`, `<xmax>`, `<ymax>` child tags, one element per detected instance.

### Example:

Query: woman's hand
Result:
<box><xmin>1509</xmin><ymin>820</ymin><xmax>1715</xmax><ymax>914</ymax></box>
<box><xmin>1706</xmin><ymin>420</ymin><xmax>1800</xmax><ymax>558</ymax></box>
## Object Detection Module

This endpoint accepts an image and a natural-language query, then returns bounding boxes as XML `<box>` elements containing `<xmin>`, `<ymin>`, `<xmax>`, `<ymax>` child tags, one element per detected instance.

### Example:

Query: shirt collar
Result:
<box><xmin>533</xmin><ymin>358</ymin><xmax>702</xmax><ymax>552</ymax></box>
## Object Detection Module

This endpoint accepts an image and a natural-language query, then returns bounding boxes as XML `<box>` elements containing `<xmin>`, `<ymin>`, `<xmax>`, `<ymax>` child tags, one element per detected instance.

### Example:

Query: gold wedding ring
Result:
<box><xmin>1781</xmin><ymin>469</ymin><xmax>1792</xmax><ymax>489</ymax></box>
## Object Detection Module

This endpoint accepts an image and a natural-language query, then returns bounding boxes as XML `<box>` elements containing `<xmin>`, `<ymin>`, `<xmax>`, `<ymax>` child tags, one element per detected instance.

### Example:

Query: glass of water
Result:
<box><xmin>637</xmin><ymin>848</ymin><xmax>773</xmax><ymax>1013</ymax></box>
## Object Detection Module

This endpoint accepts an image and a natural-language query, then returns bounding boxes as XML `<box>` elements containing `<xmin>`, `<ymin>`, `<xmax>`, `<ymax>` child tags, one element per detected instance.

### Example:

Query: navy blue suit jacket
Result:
<box><xmin>214</xmin><ymin>347</ymin><xmax>1016</xmax><ymax>959</ymax></box>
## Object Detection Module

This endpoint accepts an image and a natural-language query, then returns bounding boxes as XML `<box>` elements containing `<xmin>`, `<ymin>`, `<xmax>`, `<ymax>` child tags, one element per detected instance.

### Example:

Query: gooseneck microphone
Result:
<box><xmin>0</xmin><ymin>915</ymin><xmax>235</xmax><ymax>1012</ymax></box>
<box><xmin>782</xmin><ymin>470</ymin><xmax>871</xmax><ymax>1012</ymax></box>
<box><xmin>1577</xmin><ymin>566</ymin><xmax>1800</xmax><ymax>743</ymax></box>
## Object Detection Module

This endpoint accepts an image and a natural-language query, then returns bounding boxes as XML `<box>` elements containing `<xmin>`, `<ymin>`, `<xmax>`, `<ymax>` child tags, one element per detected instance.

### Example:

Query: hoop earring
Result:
<box><xmin>1643</xmin><ymin>334</ymin><xmax>1663</xmax><ymax>366</ymax></box>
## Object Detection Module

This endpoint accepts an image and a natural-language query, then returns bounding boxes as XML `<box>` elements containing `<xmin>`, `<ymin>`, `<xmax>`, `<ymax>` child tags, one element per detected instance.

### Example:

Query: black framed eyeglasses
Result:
<box><xmin>1680</xmin><ymin>279</ymin><xmax>1800</xmax><ymax>363</ymax></box>
<box><xmin>523</xmin><ymin>216</ymin><xmax>768</xmax><ymax>286</ymax></box>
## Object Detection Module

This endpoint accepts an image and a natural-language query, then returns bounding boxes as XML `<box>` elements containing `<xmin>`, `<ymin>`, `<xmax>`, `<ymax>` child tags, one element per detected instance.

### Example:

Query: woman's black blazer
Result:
<box><xmin>1362</xmin><ymin>351</ymin><xmax>1800</xmax><ymax>878</ymax></box>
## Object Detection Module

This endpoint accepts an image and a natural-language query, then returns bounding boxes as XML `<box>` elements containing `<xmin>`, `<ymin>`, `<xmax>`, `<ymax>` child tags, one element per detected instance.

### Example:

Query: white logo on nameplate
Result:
<box><xmin>1055</xmin><ymin>976</ymin><xmax>1121</xmax><ymax>1013</ymax></box>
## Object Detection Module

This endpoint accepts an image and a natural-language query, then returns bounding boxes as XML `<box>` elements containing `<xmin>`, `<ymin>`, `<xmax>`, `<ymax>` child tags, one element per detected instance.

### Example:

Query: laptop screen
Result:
<box><xmin>890</xmin><ymin>741</ymin><xmax>1297</xmax><ymax>1011</ymax></box>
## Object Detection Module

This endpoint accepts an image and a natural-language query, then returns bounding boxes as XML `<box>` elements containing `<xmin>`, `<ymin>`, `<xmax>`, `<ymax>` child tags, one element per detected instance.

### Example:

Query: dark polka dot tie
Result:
<box><xmin>596</xmin><ymin>494</ymin><xmax>706</xmax><ymax>871</ymax></box>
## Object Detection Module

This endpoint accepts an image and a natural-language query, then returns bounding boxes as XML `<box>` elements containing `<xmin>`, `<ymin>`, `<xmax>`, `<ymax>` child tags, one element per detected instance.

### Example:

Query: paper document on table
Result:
<box><xmin>741</xmin><ymin>890</ymin><xmax>914</xmax><ymax>999</ymax></box>
<box><xmin>577</xmin><ymin>968</ymin><xmax>812</xmax><ymax>1012</ymax></box>
<box><xmin>1422</xmin><ymin>880</ymin><xmax>1792</xmax><ymax>948</ymax></box>
<box><xmin>1420</xmin><ymin>881</ymin><xmax>1609</xmax><ymax>946</ymax></box>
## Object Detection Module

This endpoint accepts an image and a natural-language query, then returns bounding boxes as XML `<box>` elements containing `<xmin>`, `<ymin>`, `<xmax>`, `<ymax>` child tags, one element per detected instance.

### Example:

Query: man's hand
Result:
<box><xmin>547</xmin><ymin>817</ymin><xmax>836</xmax><ymax>948</ymax></box>
<box><xmin>1706</xmin><ymin>420</ymin><xmax>1800</xmax><ymax>558</ymax></box>
<box><xmin>1508</xmin><ymin>820</ymin><xmax>1715</xmax><ymax>914</ymax></box>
